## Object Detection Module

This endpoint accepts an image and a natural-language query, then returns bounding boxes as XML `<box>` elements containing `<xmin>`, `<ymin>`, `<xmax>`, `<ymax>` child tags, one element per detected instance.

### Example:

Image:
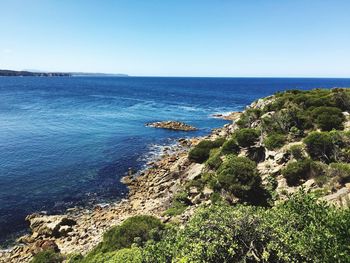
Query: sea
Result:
<box><xmin>1</xmin><ymin>77</ymin><xmax>350</xmax><ymax>245</ymax></box>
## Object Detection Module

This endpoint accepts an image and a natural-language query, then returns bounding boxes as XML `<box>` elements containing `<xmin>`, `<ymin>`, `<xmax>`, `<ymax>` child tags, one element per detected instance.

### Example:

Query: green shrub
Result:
<box><xmin>310</xmin><ymin>161</ymin><xmax>329</xmax><ymax>186</ymax></box>
<box><xmin>31</xmin><ymin>250</ymin><xmax>63</xmax><ymax>263</ymax></box>
<box><xmin>164</xmin><ymin>191</ymin><xmax>191</xmax><ymax>216</ymax></box>
<box><xmin>329</xmin><ymin>163</ymin><xmax>350</xmax><ymax>185</ymax></box>
<box><xmin>263</xmin><ymin>133</ymin><xmax>286</xmax><ymax>150</ymax></box>
<box><xmin>288</xmin><ymin>144</ymin><xmax>305</xmax><ymax>160</ymax></box>
<box><xmin>282</xmin><ymin>159</ymin><xmax>312</xmax><ymax>186</ymax></box>
<box><xmin>206</xmin><ymin>148</ymin><xmax>222</xmax><ymax>170</ymax></box>
<box><xmin>304</xmin><ymin>132</ymin><xmax>336</xmax><ymax>162</ymax></box>
<box><xmin>234</xmin><ymin>128</ymin><xmax>260</xmax><ymax>147</ymax></box>
<box><xmin>217</xmin><ymin>155</ymin><xmax>262</xmax><ymax>201</ymax></box>
<box><xmin>188</xmin><ymin>138</ymin><xmax>225</xmax><ymax>163</ymax></box>
<box><xmin>264</xmin><ymin>190</ymin><xmax>350</xmax><ymax>262</ymax></box>
<box><xmin>143</xmin><ymin>190</ymin><xmax>350</xmax><ymax>263</ymax></box>
<box><xmin>66</xmin><ymin>253</ymin><xmax>83</xmax><ymax>263</ymax></box>
<box><xmin>81</xmin><ymin>247</ymin><xmax>142</xmax><ymax>263</ymax></box>
<box><xmin>221</xmin><ymin>139</ymin><xmax>240</xmax><ymax>155</ymax></box>
<box><xmin>89</xmin><ymin>216</ymin><xmax>163</xmax><ymax>255</ymax></box>
<box><xmin>312</xmin><ymin>106</ymin><xmax>345</xmax><ymax>131</ymax></box>
<box><xmin>235</xmin><ymin>108</ymin><xmax>262</xmax><ymax>128</ymax></box>
<box><xmin>246</xmin><ymin>146</ymin><xmax>266</xmax><ymax>163</ymax></box>
<box><xmin>332</xmin><ymin>88</ymin><xmax>350</xmax><ymax>111</ymax></box>
<box><xmin>185</xmin><ymin>172</ymin><xmax>216</xmax><ymax>192</ymax></box>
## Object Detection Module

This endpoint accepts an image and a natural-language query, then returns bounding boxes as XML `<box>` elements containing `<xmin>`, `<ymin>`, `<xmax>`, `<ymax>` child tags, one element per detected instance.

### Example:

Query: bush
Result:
<box><xmin>288</xmin><ymin>144</ymin><xmax>305</xmax><ymax>160</ymax></box>
<box><xmin>217</xmin><ymin>155</ymin><xmax>262</xmax><ymax>201</ymax></box>
<box><xmin>312</xmin><ymin>106</ymin><xmax>345</xmax><ymax>131</ymax></box>
<box><xmin>164</xmin><ymin>191</ymin><xmax>191</xmax><ymax>216</ymax></box>
<box><xmin>221</xmin><ymin>139</ymin><xmax>240</xmax><ymax>155</ymax></box>
<box><xmin>263</xmin><ymin>133</ymin><xmax>286</xmax><ymax>150</ymax></box>
<box><xmin>282</xmin><ymin>159</ymin><xmax>312</xmax><ymax>186</ymax></box>
<box><xmin>332</xmin><ymin>89</ymin><xmax>350</xmax><ymax>111</ymax></box>
<box><xmin>81</xmin><ymin>247</ymin><xmax>142</xmax><ymax>263</ymax></box>
<box><xmin>143</xmin><ymin>191</ymin><xmax>350</xmax><ymax>263</ymax></box>
<box><xmin>89</xmin><ymin>216</ymin><xmax>163</xmax><ymax>255</ymax></box>
<box><xmin>206</xmin><ymin>148</ymin><xmax>222</xmax><ymax>170</ymax></box>
<box><xmin>188</xmin><ymin>138</ymin><xmax>225</xmax><ymax>163</ymax></box>
<box><xmin>329</xmin><ymin>163</ymin><xmax>350</xmax><ymax>185</ymax></box>
<box><xmin>304</xmin><ymin>132</ymin><xmax>337</xmax><ymax>162</ymax></box>
<box><xmin>234</xmin><ymin>128</ymin><xmax>260</xmax><ymax>147</ymax></box>
<box><xmin>66</xmin><ymin>253</ymin><xmax>83</xmax><ymax>263</ymax></box>
<box><xmin>31</xmin><ymin>250</ymin><xmax>63</xmax><ymax>263</ymax></box>
<box><xmin>235</xmin><ymin>108</ymin><xmax>262</xmax><ymax>128</ymax></box>
<box><xmin>264</xmin><ymin>190</ymin><xmax>350</xmax><ymax>262</ymax></box>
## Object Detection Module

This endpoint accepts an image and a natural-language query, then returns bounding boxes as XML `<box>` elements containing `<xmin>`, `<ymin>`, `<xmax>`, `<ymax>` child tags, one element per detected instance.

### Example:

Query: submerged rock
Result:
<box><xmin>145</xmin><ymin>121</ymin><xmax>197</xmax><ymax>131</ymax></box>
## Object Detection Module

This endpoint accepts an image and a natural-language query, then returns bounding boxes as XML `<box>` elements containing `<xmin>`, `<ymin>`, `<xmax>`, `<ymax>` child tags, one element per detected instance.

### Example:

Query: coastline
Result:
<box><xmin>0</xmin><ymin>115</ymin><xmax>237</xmax><ymax>262</ymax></box>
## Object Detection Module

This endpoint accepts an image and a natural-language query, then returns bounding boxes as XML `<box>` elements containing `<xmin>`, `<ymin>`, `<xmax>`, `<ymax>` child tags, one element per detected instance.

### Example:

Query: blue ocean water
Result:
<box><xmin>1</xmin><ymin>77</ymin><xmax>350</xmax><ymax>244</ymax></box>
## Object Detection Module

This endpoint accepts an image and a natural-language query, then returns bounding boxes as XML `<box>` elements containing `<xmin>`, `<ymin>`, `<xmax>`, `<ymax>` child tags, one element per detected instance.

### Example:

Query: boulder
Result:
<box><xmin>32</xmin><ymin>240</ymin><xmax>60</xmax><ymax>255</ymax></box>
<box><xmin>275</xmin><ymin>152</ymin><xmax>290</xmax><ymax>165</ymax></box>
<box><xmin>203</xmin><ymin>187</ymin><xmax>214</xmax><ymax>197</ymax></box>
<box><xmin>26</xmin><ymin>214</ymin><xmax>76</xmax><ymax>238</ymax></box>
<box><xmin>189</xmin><ymin>187</ymin><xmax>199</xmax><ymax>195</ymax></box>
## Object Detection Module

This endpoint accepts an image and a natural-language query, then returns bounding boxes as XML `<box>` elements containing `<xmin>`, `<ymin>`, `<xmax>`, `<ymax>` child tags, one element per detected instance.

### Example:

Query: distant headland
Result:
<box><xmin>0</xmin><ymin>69</ymin><xmax>71</xmax><ymax>77</ymax></box>
<box><xmin>0</xmin><ymin>69</ymin><xmax>128</xmax><ymax>77</ymax></box>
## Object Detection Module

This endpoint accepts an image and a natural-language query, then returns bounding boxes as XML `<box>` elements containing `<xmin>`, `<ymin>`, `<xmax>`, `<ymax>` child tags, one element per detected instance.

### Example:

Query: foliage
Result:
<box><xmin>66</xmin><ymin>253</ymin><xmax>83</xmax><ymax>263</ymax></box>
<box><xmin>264</xmin><ymin>190</ymin><xmax>350</xmax><ymax>262</ymax></box>
<box><xmin>282</xmin><ymin>159</ymin><xmax>312</xmax><ymax>186</ymax></box>
<box><xmin>164</xmin><ymin>191</ymin><xmax>191</xmax><ymax>216</ymax></box>
<box><xmin>220</xmin><ymin>139</ymin><xmax>240</xmax><ymax>155</ymax></box>
<box><xmin>263</xmin><ymin>133</ymin><xmax>286</xmax><ymax>150</ymax></box>
<box><xmin>287</xmin><ymin>144</ymin><xmax>305</xmax><ymax>160</ymax></box>
<box><xmin>332</xmin><ymin>88</ymin><xmax>350</xmax><ymax>111</ymax></box>
<box><xmin>206</xmin><ymin>148</ymin><xmax>222</xmax><ymax>170</ymax></box>
<box><xmin>311</xmin><ymin>106</ymin><xmax>345</xmax><ymax>131</ymax></box>
<box><xmin>142</xmin><ymin>191</ymin><xmax>350</xmax><ymax>263</ymax></box>
<box><xmin>30</xmin><ymin>250</ymin><xmax>63</xmax><ymax>263</ymax></box>
<box><xmin>329</xmin><ymin>163</ymin><xmax>350</xmax><ymax>185</ymax></box>
<box><xmin>80</xmin><ymin>247</ymin><xmax>142</xmax><ymax>263</ymax></box>
<box><xmin>247</xmin><ymin>146</ymin><xmax>266</xmax><ymax>163</ymax></box>
<box><xmin>87</xmin><ymin>215</ymin><xmax>163</xmax><ymax>257</ymax></box>
<box><xmin>188</xmin><ymin>138</ymin><xmax>225</xmax><ymax>163</ymax></box>
<box><xmin>217</xmin><ymin>155</ymin><xmax>265</xmax><ymax>203</ymax></box>
<box><xmin>234</xmin><ymin>128</ymin><xmax>260</xmax><ymax>147</ymax></box>
<box><xmin>304</xmin><ymin>131</ymin><xmax>340</xmax><ymax>162</ymax></box>
<box><xmin>263</xmin><ymin>88</ymin><xmax>350</xmax><ymax>135</ymax></box>
<box><xmin>235</xmin><ymin>108</ymin><xmax>263</xmax><ymax>128</ymax></box>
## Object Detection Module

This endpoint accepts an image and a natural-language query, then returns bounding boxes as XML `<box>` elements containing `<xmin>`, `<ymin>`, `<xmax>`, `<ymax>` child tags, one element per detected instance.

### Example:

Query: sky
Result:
<box><xmin>0</xmin><ymin>0</ymin><xmax>350</xmax><ymax>77</ymax></box>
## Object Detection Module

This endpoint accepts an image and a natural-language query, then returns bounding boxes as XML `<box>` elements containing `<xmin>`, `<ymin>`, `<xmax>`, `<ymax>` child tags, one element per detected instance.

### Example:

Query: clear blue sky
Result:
<box><xmin>1</xmin><ymin>0</ymin><xmax>350</xmax><ymax>77</ymax></box>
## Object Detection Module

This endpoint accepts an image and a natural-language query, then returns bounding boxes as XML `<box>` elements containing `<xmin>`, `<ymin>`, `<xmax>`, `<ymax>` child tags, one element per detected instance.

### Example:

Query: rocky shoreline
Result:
<box><xmin>211</xmin><ymin>111</ymin><xmax>242</xmax><ymax>121</ymax></box>
<box><xmin>3</xmin><ymin>96</ymin><xmax>350</xmax><ymax>262</ymax></box>
<box><xmin>0</xmin><ymin>118</ymin><xmax>234</xmax><ymax>262</ymax></box>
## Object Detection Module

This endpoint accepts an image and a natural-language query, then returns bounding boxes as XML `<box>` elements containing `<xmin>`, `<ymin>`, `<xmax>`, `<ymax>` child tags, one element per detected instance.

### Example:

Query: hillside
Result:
<box><xmin>3</xmin><ymin>88</ymin><xmax>350</xmax><ymax>263</ymax></box>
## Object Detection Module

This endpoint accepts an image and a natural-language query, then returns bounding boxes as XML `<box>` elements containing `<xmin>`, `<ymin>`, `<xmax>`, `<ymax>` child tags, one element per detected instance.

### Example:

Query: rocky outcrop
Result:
<box><xmin>146</xmin><ymin>121</ymin><xmax>197</xmax><ymax>131</ymax></box>
<box><xmin>323</xmin><ymin>185</ymin><xmax>350</xmax><ymax>207</ymax></box>
<box><xmin>211</xmin><ymin>111</ymin><xmax>242</xmax><ymax>121</ymax></box>
<box><xmin>26</xmin><ymin>214</ymin><xmax>76</xmax><ymax>238</ymax></box>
